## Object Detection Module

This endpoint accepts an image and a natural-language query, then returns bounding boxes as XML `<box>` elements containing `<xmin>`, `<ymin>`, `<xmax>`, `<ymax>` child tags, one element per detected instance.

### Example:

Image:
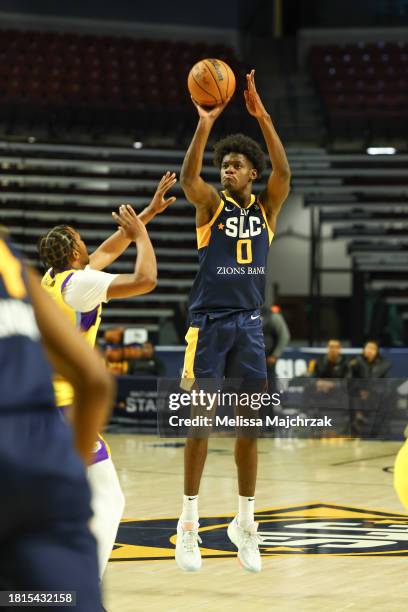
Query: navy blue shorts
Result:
<box><xmin>182</xmin><ymin>310</ymin><xmax>267</xmax><ymax>380</ymax></box>
<box><xmin>0</xmin><ymin>409</ymin><xmax>102</xmax><ymax>611</ymax></box>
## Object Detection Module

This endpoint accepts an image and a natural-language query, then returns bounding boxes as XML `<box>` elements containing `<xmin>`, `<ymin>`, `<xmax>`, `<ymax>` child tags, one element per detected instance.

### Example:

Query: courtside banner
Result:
<box><xmin>156</xmin><ymin>378</ymin><xmax>407</xmax><ymax>439</ymax></box>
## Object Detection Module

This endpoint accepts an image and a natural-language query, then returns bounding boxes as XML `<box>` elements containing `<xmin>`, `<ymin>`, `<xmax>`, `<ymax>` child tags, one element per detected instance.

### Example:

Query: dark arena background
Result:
<box><xmin>2</xmin><ymin>1</ymin><xmax>408</xmax><ymax>610</ymax></box>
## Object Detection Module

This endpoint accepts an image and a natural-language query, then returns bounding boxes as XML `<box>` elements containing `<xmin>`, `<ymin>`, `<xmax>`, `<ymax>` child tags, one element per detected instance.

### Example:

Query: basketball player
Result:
<box><xmin>394</xmin><ymin>429</ymin><xmax>408</xmax><ymax>510</ymax></box>
<box><xmin>38</xmin><ymin>172</ymin><xmax>176</xmax><ymax>577</ymax></box>
<box><xmin>0</xmin><ymin>231</ymin><xmax>113</xmax><ymax>609</ymax></box>
<box><xmin>177</xmin><ymin>70</ymin><xmax>290</xmax><ymax>572</ymax></box>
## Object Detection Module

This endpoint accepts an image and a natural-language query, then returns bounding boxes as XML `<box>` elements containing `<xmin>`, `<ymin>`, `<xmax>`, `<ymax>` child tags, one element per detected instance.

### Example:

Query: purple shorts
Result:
<box><xmin>92</xmin><ymin>436</ymin><xmax>109</xmax><ymax>464</ymax></box>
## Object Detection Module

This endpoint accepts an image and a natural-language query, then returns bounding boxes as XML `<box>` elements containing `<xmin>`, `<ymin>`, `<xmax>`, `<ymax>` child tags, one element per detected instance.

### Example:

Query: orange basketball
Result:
<box><xmin>188</xmin><ymin>58</ymin><xmax>236</xmax><ymax>107</ymax></box>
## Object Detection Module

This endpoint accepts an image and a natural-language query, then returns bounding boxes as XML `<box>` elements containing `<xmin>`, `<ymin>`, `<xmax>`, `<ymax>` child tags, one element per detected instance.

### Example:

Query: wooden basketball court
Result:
<box><xmin>104</xmin><ymin>434</ymin><xmax>407</xmax><ymax>611</ymax></box>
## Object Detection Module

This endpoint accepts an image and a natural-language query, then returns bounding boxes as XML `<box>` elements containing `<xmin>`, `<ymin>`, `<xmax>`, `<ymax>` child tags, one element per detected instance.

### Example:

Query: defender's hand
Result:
<box><xmin>244</xmin><ymin>69</ymin><xmax>268</xmax><ymax>118</ymax></box>
<box><xmin>192</xmin><ymin>96</ymin><xmax>231</xmax><ymax>122</ymax></box>
<box><xmin>148</xmin><ymin>172</ymin><xmax>177</xmax><ymax>215</ymax></box>
<box><xmin>112</xmin><ymin>205</ymin><xmax>147</xmax><ymax>241</ymax></box>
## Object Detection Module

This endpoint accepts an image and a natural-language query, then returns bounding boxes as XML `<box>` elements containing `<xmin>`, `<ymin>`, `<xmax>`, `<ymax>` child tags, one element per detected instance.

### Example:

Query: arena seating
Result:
<box><xmin>1</xmin><ymin>143</ymin><xmax>204</xmax><ymax>341</ymax></box>
<box><xmin>0</xmin><ymin>29</ymin><xmax>245</xmax><ymax>141</ymax></box>
<box><xmin>2</xmin><ymin>141</ymin><xmax>408</xmax><ymax>344</ymax></box>
<box><xmin>301</xmin><ymin>151</ymin><xmax>408</xmax><ymax>344</ymax></box>
<box><xmin>310</xmin><ymin>41</ymin><xmax>408</xmax><ymax>138</ymax></box>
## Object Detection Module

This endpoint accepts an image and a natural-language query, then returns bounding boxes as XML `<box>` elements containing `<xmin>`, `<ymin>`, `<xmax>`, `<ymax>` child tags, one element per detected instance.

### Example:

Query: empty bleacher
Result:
<box><xmin>0</xmin><ymin>29</ymin><xmax>245</xmax><ymax>143</ymax></box>
<box><xmin>310</xmin><ymin>41</ymin><xmax>408</xmax><ymax>140</ymax></box>
<box><xmin>301</xmin><ymin>151</ymin><xmax>408</xmax><ymax>345</ymax></box>
<box><xmin>0</xmin><ymin>143</ymin><xmax>206</xmax><ymax>340</ymax></box>
<box><xmin>2</xmin><ymin>141</ymin><xmax>408</xmax><ymax>345</ymax></box>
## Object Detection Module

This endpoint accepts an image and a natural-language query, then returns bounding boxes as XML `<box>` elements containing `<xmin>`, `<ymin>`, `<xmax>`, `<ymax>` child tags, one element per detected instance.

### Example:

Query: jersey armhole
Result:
<box><xmin>196</xmin><ymin>199</ymin><xmax>224</xmax><ymax>249</ymax></box>
<box><xmin>257</xmin><ymin>198</ymin><xmax>274</xmax><ymax>245</ymax></box>
<box><xmin>209</xmin><ymin>198</ymin><xmax>224</xmax><ymax>227</ymax></box>
<box><xmin>61</xmin><ymin>272</ymin><xmax>74</xmax><ymax>293</ymax></box>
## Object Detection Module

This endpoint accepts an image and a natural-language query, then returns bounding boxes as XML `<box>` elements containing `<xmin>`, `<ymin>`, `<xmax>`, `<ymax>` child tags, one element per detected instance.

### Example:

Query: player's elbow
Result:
<box><xmin>145</xmin><ymin>275</ymin><xmax>157</xmax><ymax>292</ymax></box>
<box><xmin>107</xmin><ymin>272</ymin><xmax>157</xmax><ymax>299</ymax></box>
<box><xmin>180</xmin><ymin>179</ymin><xmax>201</xmax><ymax>205</ymax></box>
<box><xmin>80</xmin><ymin>365</ymin><xmax>115</xmax><ymax>406</ymax></box>
<box><xmin>180</xmin><ymin>173</ymin><xmax>199</xmax><ymax>194</ymax></box>
<box><xmin>277</xmin><ymin>167</ymin><xmax>291</xmax><ymax>182</ymax></box>
<box><xmin>135</xmin><ymin>272</ymin><xmax>157</xmax><ymax>294</ymax></box>
<box><xmin>180</xmin><ymin>170</ymin><xmax>193</xmax><ymax>187</ymax></box>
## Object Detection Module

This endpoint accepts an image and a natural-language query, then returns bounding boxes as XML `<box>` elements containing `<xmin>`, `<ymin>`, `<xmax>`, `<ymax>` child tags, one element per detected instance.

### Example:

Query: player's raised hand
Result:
<box><xmin>112</xmin><ymin>204</ymin><xmax>147</xmax><ymax>241</ymax></box>
<box><xmin>191</xmin><ymin>96</ymin><xmax>231</xmax><ymax>122</ymax></box>
<box><xmin>244</xmin><ymin>69</ymin><xmax>268</xmax><ymax>119</ymax></box>
<box><xmin>148</xmin><ymin>172</ymin><xmax>177</xmax><ymax>215</ymax></box>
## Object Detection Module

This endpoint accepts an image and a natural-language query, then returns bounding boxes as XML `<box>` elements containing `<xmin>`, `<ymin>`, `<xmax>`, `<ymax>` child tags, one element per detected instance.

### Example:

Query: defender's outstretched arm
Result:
<box><xmin>90</xmin><ymin>173</ymin><xmax>176</xmax><ymax>270</ymax></box>
<box><xmin>107</xmin><ymin>205</ymin><xmax>157</xmax><ymax>299</ymax></box>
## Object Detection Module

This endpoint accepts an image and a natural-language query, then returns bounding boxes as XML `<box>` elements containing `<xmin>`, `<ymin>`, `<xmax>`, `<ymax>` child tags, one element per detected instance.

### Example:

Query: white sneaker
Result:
<box><xmin>175</xmin><ymin>519</ymin><xmax>202</xmax><ymax>571</ymax></box>
<box><xmin>227</xmin><ymin>516</ymin><xmax>262</xmax><ymax>572</ymax></box>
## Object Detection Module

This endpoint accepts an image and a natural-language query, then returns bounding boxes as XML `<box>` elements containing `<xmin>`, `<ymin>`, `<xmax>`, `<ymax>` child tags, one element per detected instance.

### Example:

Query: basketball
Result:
<box><xmin>188</xmin><ymin>58</ymin><xmax>236</xmax><ymax>106</ymax></box>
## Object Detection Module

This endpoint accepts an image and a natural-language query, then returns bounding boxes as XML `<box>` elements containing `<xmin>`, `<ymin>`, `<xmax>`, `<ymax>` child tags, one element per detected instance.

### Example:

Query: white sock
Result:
<box><xmin>87</xmin><ymin>458</ymin><xmax>126</xmax><ymax>578</ymax></box>
<box><xmin>238</xmin><ymin>495</ymin><xmax>255</xmax><ymax>528</ymax></box>
<box><xmin>181</xmin><ymin>494</ymin><xmax>199</xmax><ymax>524</ymax></box>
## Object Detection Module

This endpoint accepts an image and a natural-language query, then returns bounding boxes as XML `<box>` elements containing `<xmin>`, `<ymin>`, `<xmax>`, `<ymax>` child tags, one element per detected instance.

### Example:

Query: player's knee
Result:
<box><xmin>235</xmin><ymin>436</ymin><xmax>257</xmax><ymax>448</ymax></box>
<box><xmin>186</xmin><ymin>437</ymin><xmax>208</xmax><ymax>448</ymax></box>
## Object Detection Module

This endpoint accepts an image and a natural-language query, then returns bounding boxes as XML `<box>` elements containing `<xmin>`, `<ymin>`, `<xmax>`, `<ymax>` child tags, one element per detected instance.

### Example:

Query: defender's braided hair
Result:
<box><xmin>38</xmin><ymin>225</ymin><xmax>77</xmax><ymax>271</ymax></box>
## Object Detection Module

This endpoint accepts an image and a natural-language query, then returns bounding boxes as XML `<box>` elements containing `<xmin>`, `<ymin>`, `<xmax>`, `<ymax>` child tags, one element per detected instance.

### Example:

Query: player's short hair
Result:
<box><xmin>364</xmin><ymin>339</ymin><xmax>379</xmax><ymax>349</ymax></box>
<box><xmin>38</xmin><ymin>225</ymin><xmax>77</xmax><ymax>271</ymax></box>
<box><xmin>213</xmin><ymin>133</ymin><xmax>266</xmax><ymax>176</ymax></box>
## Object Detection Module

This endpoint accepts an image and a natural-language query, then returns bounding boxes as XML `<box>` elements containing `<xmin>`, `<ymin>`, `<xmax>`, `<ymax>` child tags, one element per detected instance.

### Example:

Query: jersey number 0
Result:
<box><xmin>236</xmin><ymin>239</ymin><xmax>253</xmax><ymax>264</ymax></box>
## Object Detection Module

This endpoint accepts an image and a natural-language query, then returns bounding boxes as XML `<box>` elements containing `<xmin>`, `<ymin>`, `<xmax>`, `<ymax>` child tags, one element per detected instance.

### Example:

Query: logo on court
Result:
<box><xmin>111</xmin><ymin>503</ymin><xmax>408</xmax><ymax>562</ymax></box>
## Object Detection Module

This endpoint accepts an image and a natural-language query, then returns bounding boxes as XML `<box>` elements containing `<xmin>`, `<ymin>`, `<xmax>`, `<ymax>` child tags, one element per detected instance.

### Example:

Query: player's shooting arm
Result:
<box><xmin>107</xmin><ymin>204</ymin><xmax>157</xmax><ymax>299</ymax></box>
<box><xmin>27</xmin><ymin>267</ymin><xmax>114</xmax><ymax>464</ymax></box>
<box><xmin>180</xmin><ymin>98</ymin><xmax>230</xmax><ymax>218</ymax></box>
<box><xmin>245</xmin><ymin>70</ymin><xmax>291</xmax><ymax>222</ymax></box>
<box><xmin>89</xmin><ymin>174</ymin><xmax>177</xmax><ymax>270</ymax></box>
<box><xmin>259</xmin><ymin>115</ymin><xmax>291</xmax><ymax>216</ymax></box>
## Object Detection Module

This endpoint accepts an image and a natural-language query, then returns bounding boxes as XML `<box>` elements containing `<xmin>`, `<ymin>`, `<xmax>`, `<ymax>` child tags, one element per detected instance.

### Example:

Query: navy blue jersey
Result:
<box><xmin>0</xmin><ymin>237</ymin><xmax>55</xmax><ymax>411</ymax></box>
<box><xmin>188</xmin><ymin>191</ymin><xmax>273</xmax><ymax>314</ymax></box>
